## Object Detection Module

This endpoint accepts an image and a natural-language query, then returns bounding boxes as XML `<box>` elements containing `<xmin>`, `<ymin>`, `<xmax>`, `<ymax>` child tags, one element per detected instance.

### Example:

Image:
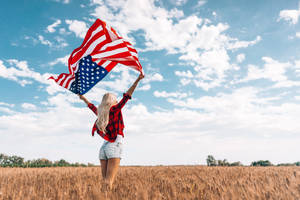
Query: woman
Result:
<box><xmin>78</xmin><ymin>73</ymin><xmax>144</xmax><ymax>190</ymax></box>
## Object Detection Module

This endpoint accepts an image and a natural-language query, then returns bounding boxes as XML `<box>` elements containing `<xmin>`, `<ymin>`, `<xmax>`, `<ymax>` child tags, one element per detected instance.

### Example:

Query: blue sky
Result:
<box><xmin>1</xmin><ymin>0</ymin><xmax>300</xmax><ymax>165</ymax></box>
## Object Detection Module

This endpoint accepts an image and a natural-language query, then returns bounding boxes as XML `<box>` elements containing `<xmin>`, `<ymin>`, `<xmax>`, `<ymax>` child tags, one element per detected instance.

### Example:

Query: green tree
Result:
<box><xmin>206</xmin><ymin>155</ymin><xmax>217</xmax><ymax>166</ymax></box>
<box><xmin>251</xmin><ymin>160</ymin><xmax>272</xmax><ymax>166</ymax></box>
<box><xmin>230</xmin><ymin>161</ymin><xmax>243</xmax><ymax>166</ymax></box>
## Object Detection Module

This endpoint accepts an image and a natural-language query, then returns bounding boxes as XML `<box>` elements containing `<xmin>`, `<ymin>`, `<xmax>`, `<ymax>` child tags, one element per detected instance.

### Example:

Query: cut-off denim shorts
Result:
<box><xmin>99</xmin><ymin>135</ymin><xmax>123</xmax><ymax>160</ymax></box>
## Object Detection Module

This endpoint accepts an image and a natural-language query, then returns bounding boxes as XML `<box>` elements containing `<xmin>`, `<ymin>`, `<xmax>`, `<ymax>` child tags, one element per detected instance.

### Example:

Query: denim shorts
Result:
<box><xmin>99</xmin><ymin>135</ymin><xmax>123</xmax><ymax>160</ymax></box>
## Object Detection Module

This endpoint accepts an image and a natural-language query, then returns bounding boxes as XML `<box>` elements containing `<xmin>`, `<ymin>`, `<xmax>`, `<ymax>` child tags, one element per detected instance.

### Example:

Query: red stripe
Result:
<box><xmin>70</xmin><ymin>30</ymin><xmax>106</xmax><ymax>65</ymax></box>
<box><xmin>91</xmin><ymin>42</ymin><xmax>127</xmax><ymax>56</ymax></box>
<box><xmin>68</xmin><ymin>19</ymin><xmax>102</xmax><ymax>72</ymax></box>
<box><xmin>105</xmin><ymin>62</ymin><xmax>117</xmax><ymax>72</ymax></box>
<box><xmin>65</xmin><ymin>76</ymin><xmax>75</xmax><ymax>89</ymax></box>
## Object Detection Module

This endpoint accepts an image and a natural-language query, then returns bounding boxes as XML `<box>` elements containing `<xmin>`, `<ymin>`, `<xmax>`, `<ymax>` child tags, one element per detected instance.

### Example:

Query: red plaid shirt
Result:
<box><xmin>88</xmin><ymin>93</ymin><xmax>131</xmax><ymax>142</ymax></box>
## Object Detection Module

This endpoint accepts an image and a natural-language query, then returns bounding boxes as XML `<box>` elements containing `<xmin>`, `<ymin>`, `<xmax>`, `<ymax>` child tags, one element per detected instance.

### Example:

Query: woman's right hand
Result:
<box><xmin>138</xmin><ymin>73</ymin><xmax>145</xmax><ymax>81</ymax></box>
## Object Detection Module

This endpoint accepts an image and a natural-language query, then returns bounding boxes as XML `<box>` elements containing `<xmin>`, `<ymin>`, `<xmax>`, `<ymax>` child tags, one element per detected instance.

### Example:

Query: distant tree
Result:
<box><xmin>0</xmin><ymin>153</ymin><xmax>93</xmax><ymax>168</ymax></box>
<box><xmin>251</xmin><ymin>160</ymin><xmax>273</xmax><ymax>166</ymax></box>
<box><xmin>217</xmin><ymin>159</ymin><xmax>230</xmax><ymax>166</ymax></box>
<box><xmin>9</xmin><ymin>155</ymin><xmax>24</xmax><ymax>167</ymax></box>
<box><xmin>206</xmin><ymin>155</ymin><xmax>217</xmax><ymax>166</ymax></box>
<box><xmin>277</xmin><ymin>163</ymin><xmax>296</xmax><ymax>166</ymax></box>
<box><xmin>57</xmin><ymin>159</ymin><xmax>70</xmax><ymax>167</ymax></box>
<box><xmin>230</xmin><ymin>161</ymin><xmax>243</xmax><ymax>166</ymax></box>
<box><xmin>88</xmin><ymin>163</ymin><xmax>95</xmax><ymax>167</ymax></box>
<box><xmin>295</xmin><ymin>162</ymin><xmax>300</xmax><ymax>166</ymax></box>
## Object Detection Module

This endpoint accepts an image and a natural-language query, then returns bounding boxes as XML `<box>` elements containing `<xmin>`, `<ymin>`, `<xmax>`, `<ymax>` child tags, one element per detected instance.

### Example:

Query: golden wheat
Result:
<box><xmin>0</xmin><ymin>166</ymin><xmax>299</xmax><ymax>200</ymax></box>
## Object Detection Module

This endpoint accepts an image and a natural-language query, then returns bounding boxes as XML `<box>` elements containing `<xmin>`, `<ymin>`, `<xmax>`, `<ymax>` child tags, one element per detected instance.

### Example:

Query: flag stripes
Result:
<box><xmin>49</xmin><ymin>19</ymin><xmax>142</xmax><ymax>93</ymax></box>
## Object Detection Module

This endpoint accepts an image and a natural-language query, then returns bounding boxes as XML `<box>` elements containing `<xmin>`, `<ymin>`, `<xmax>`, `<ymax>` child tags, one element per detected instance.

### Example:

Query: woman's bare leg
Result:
<box><xmin>106</xmin><ymin>158</ymin><xmax>121</xmax><ymax>189</ymax></box>
<box><xmin>100</xmin><ymin>159</ymin><xmax>108</xmax><ymax>179</ymax></box>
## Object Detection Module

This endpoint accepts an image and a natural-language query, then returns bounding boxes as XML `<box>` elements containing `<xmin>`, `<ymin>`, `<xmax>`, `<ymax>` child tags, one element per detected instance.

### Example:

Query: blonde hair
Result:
<box><xmin>96</xmin><ymin>93</ymin><xmax>117</xmax><ymax>134</ymax></box>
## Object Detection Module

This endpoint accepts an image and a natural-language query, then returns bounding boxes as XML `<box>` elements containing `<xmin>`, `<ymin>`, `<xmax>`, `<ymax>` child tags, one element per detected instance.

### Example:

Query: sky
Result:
<box><xmin>0</xmin><ymin>0</ymin><xmax>300</xmax><ymax>166</ymax></box>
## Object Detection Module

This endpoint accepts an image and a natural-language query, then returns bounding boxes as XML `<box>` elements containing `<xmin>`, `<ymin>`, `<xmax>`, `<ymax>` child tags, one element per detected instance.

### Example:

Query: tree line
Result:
<box><xmin>0</xmin><ymin>153</ymin><xmax>95</xmax><ymax>168</ymax></box>
<box><xmin>206</xmin><ymin>155</ymin><xmax>300</xmax><ymax>167</ymax></box>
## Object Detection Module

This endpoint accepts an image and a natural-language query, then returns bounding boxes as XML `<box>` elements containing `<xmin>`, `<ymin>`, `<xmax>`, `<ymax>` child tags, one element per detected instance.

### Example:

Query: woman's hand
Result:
<box><xmin>137</xmin><ymin>73</ymin><xmax>145</xmax><ymax>81</ymax></box>
<box><xmin>126</xmin><ymin>72</ymin><xmax>145</xmax><ymax>96</ymax></box>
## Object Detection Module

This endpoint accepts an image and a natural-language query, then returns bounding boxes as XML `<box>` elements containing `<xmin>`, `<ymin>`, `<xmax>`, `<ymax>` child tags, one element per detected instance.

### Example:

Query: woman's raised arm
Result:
<box><xmin>78</xmin><ymin>94</ymin><xmax>91</xmax><ymax>106</ymax></box>
<box><xmin>126</xmin><ymin>73</ymin><xmax>144</xmax><ymax>97</ymax></box>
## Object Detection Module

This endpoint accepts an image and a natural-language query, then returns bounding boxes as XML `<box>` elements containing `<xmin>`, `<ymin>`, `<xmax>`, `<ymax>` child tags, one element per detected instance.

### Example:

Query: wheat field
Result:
<box><xmin>0</xmin><ymin>166</ymin><xmax>300</xmax><ymax>200</ymax></box>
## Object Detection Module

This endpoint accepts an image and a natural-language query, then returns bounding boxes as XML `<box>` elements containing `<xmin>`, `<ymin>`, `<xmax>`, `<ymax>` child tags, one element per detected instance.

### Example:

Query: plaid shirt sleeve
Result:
<box><xmin>110</xmin><ymin>93</ymin><xmax>132</xmax><ymax>112</ymax></box>
<box><xmin>87</xmin><ymin>103</ymin><xmax>98</xmax><ymax>115</ymax></box>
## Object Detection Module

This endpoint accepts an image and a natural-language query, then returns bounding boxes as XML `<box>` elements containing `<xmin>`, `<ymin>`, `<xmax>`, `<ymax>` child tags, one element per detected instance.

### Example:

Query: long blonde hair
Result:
<box><xmin>96</xmin><ymin>93</ymin><xmax>117</xmax><ymax>134</ymax></box>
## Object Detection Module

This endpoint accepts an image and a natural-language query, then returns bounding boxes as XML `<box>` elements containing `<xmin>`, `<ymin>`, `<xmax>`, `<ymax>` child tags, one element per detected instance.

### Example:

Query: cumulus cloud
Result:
<box><xmin>171</xmin><ymin>0</ymin><xmax>188</xmax><ymax>6</ymax></box>
<box><xmin>38</xmin><ymin>35</ymin><xmax>52</xmax><ymax>47</ymax></box>
<box><xmin>278</xmin><ymin>3</ymin><xmax>300</xmax><ymax>24</ymax></box>
<box><xmin>49</xmin><ymin>55</ymin><xmax>69</xmax><ymax>66</ymax></box>
<box><xmin>52</xmin><ymin>0</ymin><xmax>70</xmax><ymax>4</ymax></box>
<box><xmin>65</xmin><ymin>19</ymin><xmax>88</xmax><ymax>38</ymax></box>
<box><xmin>153</xmin><ymin>90</ymin><xmax>188</xmax><ymax>99</ymax></box>
<box><xmin>0</xmin><ymin>59</ymin><xmax>64</xmax><ymax>94</ymax></box>
<box><xmin>1</xmin><ymin>83</ymin><xmax>300</xmax><ymax>165</ymax></box>
<box><xmin>46</xmin><ymin>19</ymin><xmax>62</xmax><ymax>33</ymax></box>
<box><xmin>90</xmin><ymin>0</ymin><xmax>262</xmax><ymax>90</ymax></box>
<box><xmin>236</xmin><ymin>53</ymin><xmax>245</xmax><ymax>63</ymax></box>
<box><xmin>241</xmin><ymin>57</ymin><xmax>291</xmax><ymax>83</ymax></box>
<box><xmin>22</xmin><ymin>103</ymin><xmax>37</xmax><ymax>110</ymax></box>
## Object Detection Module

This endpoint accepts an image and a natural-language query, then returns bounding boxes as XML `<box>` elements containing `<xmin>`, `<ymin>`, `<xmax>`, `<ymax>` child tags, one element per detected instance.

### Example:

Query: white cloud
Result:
<box><xmin>54</xmin><ymin>36</ymin><xmax>68</xmax><ymax>48</ymax></box>
<box><xmin>143</xmin><ymin>73</ymin><xmax>164</xmax><ymax>83</ymax></box>
<box><xmin>236</xmin><ymin>53</ymin><xmax>245</xmax><ymax>63</ymax></box>
<box><xmin>195</xmin><ymin>0</ymin><xmax>207</xmax><ymax>8</ymax></box>
<box><xmin>1</xmin><ymin>86</ymin><xmax>300</xmax><ymax>165</ymax></box>
<box><xmin>0</xmin><ymin>102</ymin><xmax>15</xmax><ymax>107</ymax></box>
<box><xmin>241</xmin><ymin>57</ymin><xmax>291</xmax><ymax>83</ymax></box>
<box><xmin>296</xmin><ymin>32</ymin><xmax>300</xmax><ymax>38</ymax></box>
<box><xmin>22</xmin><ymin>103</ymin><xmax>37</xmax><ymax>110</ymax></box>
<box><xmin>0</xmin><ymin>102</ymin><xmax>15</xmax><ymax>114</ymax></box>
<box><xmin>137</xmin><ymin>84</ymin><xmax>151</xmax><ymax>91</ymax></box>
<box><xmin>278</xmin><ymin>3</ymin><xmax>300</xmax><ymax>24</ymax></box>
<box><xmin>90</xmin><ymin>0</ymin><xmax>261</xmax><ymax>90</ymax></box>
<box><xmin>49</xmin><ymin>55</ymin><xmax>69</xmax><ymax>66</ymax></box>
<box><xmin>227</xmin><ymin>36</ymin><xmax>261</xmax><ymax>50</ymax></box>
<box><xmin>153</xmin><ymin>90</ymin><xmax>188</xmax><ymax>99</ymax></box>
<box><xmin>47</xmin><ymin>19</ymin><xmax>62</xmax><ymax>33</ymax></box>
<box><xmin>65</xmin><ymin>19</ymin><xmax>88</xmax><ymax>38</ymax></box>
<box><xmin>175</xmin><ymin>70</ymin><xmax>193</xmax><ymax>78</ymax></box>
<box><xmin>0</xmin><ymin>59</ymin><xmax>63</xmax><ymax>94</ymax></box>
<box><xmin>171</xmin><ymin>0</ymin><xmax>188</xmax><ymax>6</ymax></box>
<box><xmin>52</xmin><ymin>0</ymin><xmax>70</xmax><ymax>4</ymax></box>
<box><xmin>38</xmin><ymin>35</ymin><xmax>52</xmax><ymax>47</ymax></box>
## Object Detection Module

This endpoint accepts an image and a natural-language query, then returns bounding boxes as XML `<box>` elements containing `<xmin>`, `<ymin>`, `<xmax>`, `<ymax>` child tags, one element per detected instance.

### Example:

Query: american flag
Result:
<box><xmin>49</xmin><ymin>19</ymin><xmax>143</xmax><ymax>94</ymax></box>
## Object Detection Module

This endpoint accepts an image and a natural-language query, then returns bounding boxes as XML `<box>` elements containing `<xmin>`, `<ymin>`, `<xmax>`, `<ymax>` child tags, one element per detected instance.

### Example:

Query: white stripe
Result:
<box><xmin>69</xmin><ymin>35</ymin><xmax>106</xmax><ymax>73</ymax></box>
<box><xmin>99</xmin><ymin>39</ymin><xmax>123</xmax><ymax>51</ymax></box>
<box><xmin>62</xmin><ymin>74</ymin><xmax>74</xmax><ymax>88</ymax></box>
<box><xmin>66</xmin><ymin>78</ymin><xmax>75</xmax><ymax>89</ymax></box>
<box><xmin>72</xmin><ymin>26</ymin><xmax>103</xmax><ymax>58</ymax></box>
<box><xmin>57</xmin><ymin>74</ymin><xmax>66</xmax><ymax>85</ymax></box>
<box><xmin>101</xmin><ymin>60</ymin><xmax>112</xmax><ymax>67</ymax></box>
<box><xmin>92</xmin><ymin>47</ymin><xmax>128</xmax><ymax>59</ymax></box>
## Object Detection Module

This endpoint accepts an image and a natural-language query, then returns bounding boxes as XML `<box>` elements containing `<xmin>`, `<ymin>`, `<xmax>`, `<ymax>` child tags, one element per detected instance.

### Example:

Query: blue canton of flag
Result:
<box><xmin>69</xmin><ymin>55</ymin><xmax>108</xmax><ymax>95</ymax></box>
